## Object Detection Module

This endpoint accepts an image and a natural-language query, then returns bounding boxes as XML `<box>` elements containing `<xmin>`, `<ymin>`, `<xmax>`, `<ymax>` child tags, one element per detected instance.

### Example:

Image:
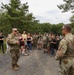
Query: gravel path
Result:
<box><xmin>0</xmin><ymin>50</ymin><xmax>59</xmax><ymax>75</ymax></box>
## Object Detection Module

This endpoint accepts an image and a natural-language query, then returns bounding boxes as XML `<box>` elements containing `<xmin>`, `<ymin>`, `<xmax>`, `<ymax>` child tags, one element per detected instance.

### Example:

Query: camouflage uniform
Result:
<box><xmin>42</xmin><ymin>35</ymin><xmax>48</xmax><ymax>49</ymax></box>
<box><xmin>55</xmin><ymin>33</ymin><xmax>74</xmax><ymax>75</ymax></box>
<box><xmin>7</xmin><ymin>33</ymin><xmax>20</xmax><ymax>68</ymax></box>
<box><xmin>33</xmin><ymin>35</ymin><xmax>38</xmax><ymax>49</ymax></box>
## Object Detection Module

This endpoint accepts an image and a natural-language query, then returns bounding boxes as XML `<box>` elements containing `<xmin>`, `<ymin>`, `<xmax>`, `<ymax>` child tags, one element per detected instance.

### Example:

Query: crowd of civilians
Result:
<box><xmin>0</xmin><ymin>30</ymin><xmax>63</xmax><ymax>57</ymax></box>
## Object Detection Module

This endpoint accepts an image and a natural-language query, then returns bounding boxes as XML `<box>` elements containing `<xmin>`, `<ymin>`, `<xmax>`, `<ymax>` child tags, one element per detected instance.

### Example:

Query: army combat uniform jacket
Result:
<box><xmin>7</xmin><ymin>33</ymin><xmax>20</xmax><ymax>50</ymax></box>
<box><xmin>55</xmin><ymin>33</ymin><xmax>74</xmax><ymax>75</ymax></box>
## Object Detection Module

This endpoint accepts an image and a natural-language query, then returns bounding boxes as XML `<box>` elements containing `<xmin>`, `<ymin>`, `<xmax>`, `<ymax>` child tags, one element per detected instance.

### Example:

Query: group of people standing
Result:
<box><xmin>0</xmin><ymin>24</ymin><xmax>74</xmax><ymax>75</ymax></box>
<box><xmin>0</xmin><ymin>28</ymin><xmax>62</xmax><ymax>71</ymax></box>
<box><xmin>32</xmin><ymin>32</ymin><xmax>61</xmax><ymax>57</ymax></box>
<box><xmin>0</xmin><ymin>28</ymin><xmax>61</xmax><ymax>71</ymax></box>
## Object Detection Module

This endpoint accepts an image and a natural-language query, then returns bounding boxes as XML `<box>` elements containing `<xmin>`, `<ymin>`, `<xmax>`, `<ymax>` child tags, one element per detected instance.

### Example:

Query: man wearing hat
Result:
<box><xmin>55</xmin><ymin>25</ymin><xmax>74</xmax><ymax>75</ymax></box>
<box><xmin>7</xmin><ymin>28</ymin><xmax>20</xmax><ymax>71</ymax></box>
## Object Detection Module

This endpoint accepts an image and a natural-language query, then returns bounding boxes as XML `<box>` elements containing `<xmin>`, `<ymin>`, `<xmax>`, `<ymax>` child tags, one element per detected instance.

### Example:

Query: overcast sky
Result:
<box><xmin>0</xmin><ymin>0</ymin><xmax>72</xmax><ymax>24</ymax></box>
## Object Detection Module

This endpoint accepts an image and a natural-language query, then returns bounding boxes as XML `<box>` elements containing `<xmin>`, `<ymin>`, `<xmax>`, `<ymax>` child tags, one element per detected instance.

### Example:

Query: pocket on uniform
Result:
<box><xmin>63</xmin><ymin>60</ymin><xmax>68</xmax><ymax>64</ymax></box>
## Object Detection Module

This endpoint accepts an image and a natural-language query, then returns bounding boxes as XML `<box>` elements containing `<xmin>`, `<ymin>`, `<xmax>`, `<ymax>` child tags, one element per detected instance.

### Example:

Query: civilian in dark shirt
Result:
<box><xmin>0</xmin><ymin>32</ymin><xmax>5</xmax><ymax>54</ymax></box>
<box><xmin>56</xmin><ymin>36</ymin><xmax>60</xmax><ymax>50</ymax></box>
<box><xmin>50</xmin><ymin>35</ymin><xmax>56</xmax><ymax>56</ymax></box>
<box><xmin>27</xmin><ymin>33</ymin><xmax>32</xmax><ymax>51</ymax></box>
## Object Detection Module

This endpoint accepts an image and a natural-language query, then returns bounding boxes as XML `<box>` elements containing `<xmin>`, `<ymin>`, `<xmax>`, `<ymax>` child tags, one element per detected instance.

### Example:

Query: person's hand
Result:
<box><xmin>16</xmin><ymin>41</ymin><xmax>20</xmax><ymax>45</ymax></box>
<box><xmin>56</xmin><ymin>50</ymin><xmax>63</xmax><ymax>57</ymax></box>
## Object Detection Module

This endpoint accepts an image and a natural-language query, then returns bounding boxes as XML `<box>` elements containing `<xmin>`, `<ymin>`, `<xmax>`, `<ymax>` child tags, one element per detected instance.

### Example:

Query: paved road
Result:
<box><xmin>0</xmin><ymin>50</ymin><xmax>59</xmax><ymax>75</ymax></box>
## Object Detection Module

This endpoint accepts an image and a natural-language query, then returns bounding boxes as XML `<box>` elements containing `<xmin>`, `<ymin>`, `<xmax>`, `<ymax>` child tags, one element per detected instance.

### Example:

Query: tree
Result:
<box><xmin>58</xmin><ymin>0</ymin><xmax>74</xmax><ymax>24</ymax></box>
<box><xmin>0</xmin><ymin>0</ymin><xmax>65</xmax><ymax>35</ymax></box>
<box><xmin>57</xmin><ymin>0</ymin><xmax>74</xmax><ymax>13</ymax></box>
<box><xmin>0</xmin><ymin>10</ymin><xmax>12</xmax><ymax>35</ymax></box>
<box><xmin>70</xmin><ymin>23</ymin><xmax>74</xmax><ymax>34</ymax></box>
<box><xmin>56</xmin><ymin>23</ymin><xmax>63</xmax><ymax>35</ymax></box>
<box><xmin>70</xmin><ymin>15</ymin><xmax>74</xmax><ymax>23</ymax></box>
<box><xmin>40</xmin><ymin>23</ymin><xmax>51</xmax><ymax>34</ymax></box>
<box><xmin>1</xmin><ymin>0</ymin><xmax>34</xmax><ymax>30</ymax></box>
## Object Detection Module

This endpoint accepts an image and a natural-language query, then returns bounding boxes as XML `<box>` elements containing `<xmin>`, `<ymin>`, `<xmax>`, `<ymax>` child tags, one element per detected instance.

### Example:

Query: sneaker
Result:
<box><xmin>30</xmin><ymin>51</ymin><xmax>32</xmax><ymax>52</ymax></box>
<box><xmin>24</xmin><ymin>53</ymin><xmax>29</xmax><ymax>56</ymax></box>
<box><xmin>16</xmin><ymin>64</ymin><xmax>19</xmax><ymax>67</ymax></box>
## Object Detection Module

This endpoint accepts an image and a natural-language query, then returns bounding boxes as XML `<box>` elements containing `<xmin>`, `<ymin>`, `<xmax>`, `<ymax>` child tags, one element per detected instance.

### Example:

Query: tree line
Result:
<box><xmin>0</xmin><ymin>0</ymin><xmax>74</xmax><ymax>36</ymax></box>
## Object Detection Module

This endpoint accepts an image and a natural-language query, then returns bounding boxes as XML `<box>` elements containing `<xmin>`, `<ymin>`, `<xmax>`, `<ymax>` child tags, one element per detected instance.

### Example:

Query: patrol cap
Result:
<box><xmin>63</xmin><ymin>25</ymin><xmax>71</xmax><ymax>32</ymax></box>
<box><xmin>12</xmin><ymin>28</ymin><xmax>17</xmax><ymax>31</ymax></box>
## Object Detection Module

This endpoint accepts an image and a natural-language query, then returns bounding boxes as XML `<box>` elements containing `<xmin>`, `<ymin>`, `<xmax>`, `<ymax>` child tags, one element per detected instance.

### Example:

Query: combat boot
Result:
<box><xmin>12</xmin><ymin>64</ymin><xmax>15</xmax><ymax>68</ymax></box>
<box><xmin>16</xmin><ymin>64</ymin><xmax>19</xmax><ymax>67</ymax></box>
<box><xmin>13</xmin><ymin>65</ymin><xmax>19</xmax><ymax>71</ymax></box>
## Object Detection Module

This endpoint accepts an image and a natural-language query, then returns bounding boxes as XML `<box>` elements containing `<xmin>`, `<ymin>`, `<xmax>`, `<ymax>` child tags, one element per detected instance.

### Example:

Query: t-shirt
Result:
<box><xmin>50</xmin><ymin>38</ymin><xmax>56</xmax><ymax>49</ymax></box>
<box><xmin>0</xmin><ymin>36</ymin><xmax>4</xmax><ymax>43</ymax></box>
<box><xmin>22</xmin><ymin>34</ymin><xmax>27</xmax><ymax>40</ymax></box>
<box><xmin>27</xmin><ymin>37</ymin><xmax>31</xmax><ymax>44</ymax></box>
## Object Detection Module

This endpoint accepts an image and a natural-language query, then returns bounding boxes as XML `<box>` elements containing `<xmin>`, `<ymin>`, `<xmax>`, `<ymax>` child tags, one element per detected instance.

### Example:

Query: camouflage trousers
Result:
<box><xmin>58</xmin><ymin>59</ymin><xmax>74</xmax><ymax>75</ymax></box>
<box><xmin>33</xmin><ymin>43</ymin><xmax>37</xmax><ymax>49</ymax></box>
<box><xmin>10</xmin><ymin>49</ymin><xmax>20</xmax><ymax>65</ymax></box>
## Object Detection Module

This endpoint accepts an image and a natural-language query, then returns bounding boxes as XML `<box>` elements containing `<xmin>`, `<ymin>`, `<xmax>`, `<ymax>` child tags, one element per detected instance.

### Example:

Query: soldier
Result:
<box><xmin>42</xmin><ymin>32</ymin><xmax>48</xmax><ymax>53</ymax></box>
<box><xmin>55</xmin><ymin>25</ymin><xmax>74</xmax><ymax>75</ymax></box>
<box><xmin>32</xmin><ymin>33</ymin><xmax>38</xmax><ymax>49</ymax></box>
<box><xmin>7</xmin><ymin>28</ymin><xmax>20</xmax><ymax>71</ymax></box>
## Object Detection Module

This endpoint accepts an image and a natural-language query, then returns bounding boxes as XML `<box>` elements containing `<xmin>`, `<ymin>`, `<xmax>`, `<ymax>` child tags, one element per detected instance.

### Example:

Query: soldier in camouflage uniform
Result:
<box><xmin>32</xmin><ymin>33</ymin><xmax>38</xmax><ymax>49</ymax></box>
<box><xmin>7</xmin><ymin>28</ymin><xmax>20</xmax><ymax>71</ymax></box>
<box><xmin>42</xmin><ymin>32</ymin><xmax>48</xmax><ymax>53</ymax></box>
<box><xmin>55</xmin><ymin>25</ymin><xmax>74</xmax><ymax>75</ymax></box>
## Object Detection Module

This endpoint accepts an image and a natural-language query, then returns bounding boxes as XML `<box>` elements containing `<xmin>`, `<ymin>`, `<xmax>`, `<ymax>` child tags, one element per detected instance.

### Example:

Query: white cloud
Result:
<box><xmin>0</xmin><ymin>0</ymin><xmax>9</xmax><ymax>4</ymax></box>
<box><xmin>21</xmin><ymin>0</ymin><xmax>64</xmax><ymax>15</ymax></box>
<box><xmin>0</xmin><ymin>0</ymin><xmax>72</xmax><ymax>24</ymax></box>
<box><xmin>21</xmin><ymin>0</ymin><xmax>72</xmax><ymax>24</ymax></box>
<box><xmin>36</xmin><ymin>10</ymin><xmax>72</xmax><ymax>24</ymax></box>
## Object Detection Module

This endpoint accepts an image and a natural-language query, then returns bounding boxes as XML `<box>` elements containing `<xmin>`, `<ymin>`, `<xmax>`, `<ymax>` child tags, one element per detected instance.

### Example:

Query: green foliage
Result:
<box><xmin>70</xmin><ymin>15</ymin><xmax>74</xmax><ymax>23</ymax></box>
<box><xmin>57</xmin><ymin>0</ymin><xmax>74</xmax><ymax>13</ymax></box>
<box><xmin>50</xmin><ymin>23</ymin><xmax>63</xmax><ymax>35</ymax></box>
<box><xmin>57</xmin><ymin>0</ymin><xmax>74</xmax><ymax>23</ymax></box>
<box><xmin>40</xmin><ymin>23</ymin><xmax>51</xmax><ymax>33</ymax></box>
<box><xmin>0</xmin><ymin>10</ymin><xmax>11</xmax><ymax>35</ymax></box>
<box><xmin>70</xmin><ymin>23</ymin><xmax>74</xmax><ymax>34</ymax></box>
<box><xmin>0</xmin><ymin>0</ymin><xmax>66</xmax><ymax>35</ymax></box>
<box><xmin>1</xmin><ymin>0</ymin><xmax>34</xmax><ymax>28</ymax></box>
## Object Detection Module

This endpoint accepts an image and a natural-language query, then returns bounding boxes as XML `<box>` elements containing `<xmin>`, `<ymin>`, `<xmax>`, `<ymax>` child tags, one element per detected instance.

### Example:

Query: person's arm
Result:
<box><xmin>52</xmin><ymin>39</ymin><xmax>56</xmax><ymax>44</ymax></box>
<box><xmin>0</xmin><ymin>36</ymin><xmax>4</xmax><ymax>40</ymax></box>
<box><xmin>55</xmin><ymin>39</ymin><xmax>68</xmax><ymax>60</ymax></box>
<box><xmin>0</xmin><ymin>38</ymin><xmax>4</xmax><ymax>40</ymax></box>
<box><xmin>7</xmin><ymin>36</ymin><xmax>19</xmax><ymax>45</ymax></box>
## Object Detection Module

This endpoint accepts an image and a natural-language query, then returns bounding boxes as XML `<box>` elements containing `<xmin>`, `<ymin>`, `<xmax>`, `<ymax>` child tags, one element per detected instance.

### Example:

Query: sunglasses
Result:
<box><xmin>62</xmin><ymin>28</ymin><xmax>65</xmax><ymax>30</ymax></box>
<box><xmin>14</xmin><ymin>30</ymin><xmax>17</xmax><ymax>32</ymax></box>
